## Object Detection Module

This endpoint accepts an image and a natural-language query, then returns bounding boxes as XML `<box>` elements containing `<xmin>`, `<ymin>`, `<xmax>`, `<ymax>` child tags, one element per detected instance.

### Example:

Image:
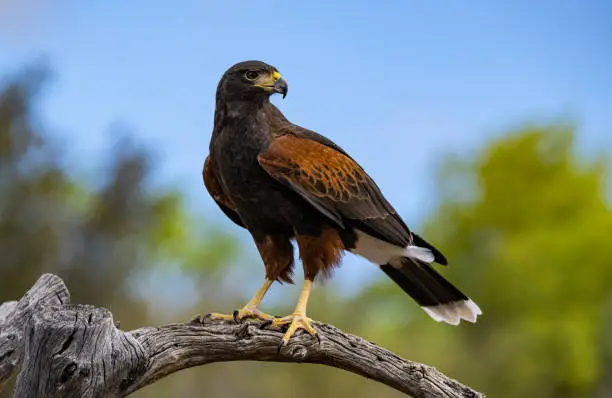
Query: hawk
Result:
<box><xmin>203</xmin><ymin>60</ymin><xmax>481</xmax><ymax>344</ymax></box>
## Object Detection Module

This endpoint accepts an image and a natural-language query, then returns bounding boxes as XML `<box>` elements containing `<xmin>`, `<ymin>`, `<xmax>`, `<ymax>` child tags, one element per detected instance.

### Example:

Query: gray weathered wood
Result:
<box><xmin>0</xmin><ymin>274</ymin><xmax>70</xmax><ymax>391</ymax></box>
<box><xmin>2</xmin><ymin>274</ymin><xmax>485</xmax><ymax>397</ymax></box>
<box><xmin>0</xmin><ymin>302</ymin><xmax>18</xmax><ymax>323</ymax></box>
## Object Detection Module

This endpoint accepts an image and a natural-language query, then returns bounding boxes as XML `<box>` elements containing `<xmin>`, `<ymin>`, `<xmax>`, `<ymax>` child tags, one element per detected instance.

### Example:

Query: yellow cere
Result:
<box><xmin>272</xmin><ymin>71</ymin><xmax>281</xmax><ymax>81</ymax></box>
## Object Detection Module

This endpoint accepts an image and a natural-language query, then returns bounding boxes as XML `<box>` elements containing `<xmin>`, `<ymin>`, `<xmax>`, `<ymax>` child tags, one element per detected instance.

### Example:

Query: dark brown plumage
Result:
<box><xmin>203</xmin><ymin>60</ymin><xmax>481</xmax><ymax>344</ymax></box>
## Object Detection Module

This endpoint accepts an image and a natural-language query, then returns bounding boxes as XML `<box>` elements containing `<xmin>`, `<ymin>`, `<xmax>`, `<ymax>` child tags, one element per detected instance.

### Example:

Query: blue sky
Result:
<box><xmin>1</xmin><ymin>1</ymin><xmax>611</xmax><ymax>300</ymax></box>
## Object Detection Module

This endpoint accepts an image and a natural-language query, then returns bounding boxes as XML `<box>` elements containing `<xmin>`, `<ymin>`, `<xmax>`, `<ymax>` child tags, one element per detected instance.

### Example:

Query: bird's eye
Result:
<box><xmin>245</xmin><ymin>71</ymin><xmax>259</xmax><ymax>81</ymax></box>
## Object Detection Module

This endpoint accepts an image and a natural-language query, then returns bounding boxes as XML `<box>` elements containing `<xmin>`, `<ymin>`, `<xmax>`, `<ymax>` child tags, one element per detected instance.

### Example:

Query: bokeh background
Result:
<box><xmin>1</xmin><ymin>1</ymin><xmax>611</xmax><ymax>397</ymax></box>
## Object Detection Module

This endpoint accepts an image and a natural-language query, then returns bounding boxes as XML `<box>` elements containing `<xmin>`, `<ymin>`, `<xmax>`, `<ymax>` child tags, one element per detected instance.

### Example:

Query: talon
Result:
<box><xmin>268</xmin><ymin>313</ymin><xmax>318</xmax><ymax>345</ymax></box>
<box><xmin>207</xmin><ymin>279</ymin><xmax>275</xmax><ymax>323</ymax></box>
<box><xmin>209</xmin><ymin>306</ymin><xmax>276</xmax><ymax>323</ymax></box>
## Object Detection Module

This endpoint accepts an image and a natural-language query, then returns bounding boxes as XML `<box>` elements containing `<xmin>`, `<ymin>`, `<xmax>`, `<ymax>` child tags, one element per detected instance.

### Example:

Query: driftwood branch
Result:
<box><xmin>0</xmin><ymin>274</ymin><xmax>70</xmax><ymax>390</ymax></box>
<box><xmin>0</xmin><ymin>274</ymin><xmax>484</xmax><ymax>397</ymax></box>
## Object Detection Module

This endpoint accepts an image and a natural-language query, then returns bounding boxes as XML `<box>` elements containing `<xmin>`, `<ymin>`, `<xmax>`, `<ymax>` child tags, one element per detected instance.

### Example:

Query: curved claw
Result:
<box><xmin>266</xmin><ymin>314</ymin><xmax>318</xmax><ymax>346</ymax></box>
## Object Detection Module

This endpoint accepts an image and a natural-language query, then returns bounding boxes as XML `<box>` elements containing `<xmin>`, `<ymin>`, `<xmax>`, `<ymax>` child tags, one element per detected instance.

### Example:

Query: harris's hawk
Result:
<box><xmin>203</xmin><ymin>60</ymin><xmax>481</xmax><ymax>344</ymax></box>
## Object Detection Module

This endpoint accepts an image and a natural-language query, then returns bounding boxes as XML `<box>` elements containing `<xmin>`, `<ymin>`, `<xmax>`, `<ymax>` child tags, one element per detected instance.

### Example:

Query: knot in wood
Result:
<box><xmin>236</xmin><ymin>323</ymin><xmax>252</xmax><ymax>340</ymax></box>
<box><xmin>284</xmin><ymin>343</ymin><xmax>308</xmax><ymax>360</ymax></box>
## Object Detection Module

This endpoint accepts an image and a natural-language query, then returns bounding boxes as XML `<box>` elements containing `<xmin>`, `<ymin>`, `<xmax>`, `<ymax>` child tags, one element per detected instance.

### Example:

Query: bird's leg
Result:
<box><xmin>269</xmin><ymin>279</ymin><xmax>317</xmax><ymax>345</ymax></box>
<box><xmin>206</xmin><ymin>279</ymin><xmax>275</xmax><ymax>322</ymax></box>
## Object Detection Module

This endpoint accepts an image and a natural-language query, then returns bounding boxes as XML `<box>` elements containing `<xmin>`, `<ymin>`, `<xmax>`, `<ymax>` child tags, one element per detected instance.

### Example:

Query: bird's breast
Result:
<box><xmin>211</xmin><ymin>121</ymin><xmax>277</xmax><ymax>205</ymax></box>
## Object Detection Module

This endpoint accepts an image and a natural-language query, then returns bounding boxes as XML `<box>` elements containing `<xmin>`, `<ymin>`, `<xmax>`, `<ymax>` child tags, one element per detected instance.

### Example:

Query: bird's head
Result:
<box><xmin>216</xmin><ymin>60</ymin><xmax>288</xmax><ymax>102</ymax></box>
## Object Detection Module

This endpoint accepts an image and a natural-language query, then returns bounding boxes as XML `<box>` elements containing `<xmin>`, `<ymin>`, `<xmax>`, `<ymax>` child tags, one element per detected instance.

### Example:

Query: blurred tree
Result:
<box><xmin>0</xmin><ymin>66</ymin><xmax>240</xmax><ymax>397</ymax></box>
<box><xmin>352</xmin><ymin>125</ymin><xmax>612</xmax><ymax>398</ymax></box>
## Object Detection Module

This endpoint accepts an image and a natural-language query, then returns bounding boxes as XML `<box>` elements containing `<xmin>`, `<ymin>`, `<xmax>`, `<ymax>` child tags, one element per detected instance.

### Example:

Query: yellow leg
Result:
<box><xmin>207</xmin><ymin>279</ymin><xmax>274</xmax><ymax>321</ymax></box>
<box><xmin>269</xmin><ymin>279</ymin><xmax>317</xmax><ymax>345</ymax></box>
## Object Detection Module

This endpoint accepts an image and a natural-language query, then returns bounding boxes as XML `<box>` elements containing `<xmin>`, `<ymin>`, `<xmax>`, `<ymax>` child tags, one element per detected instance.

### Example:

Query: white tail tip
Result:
<box><xmin>422</xmin><ymin>299</ymin><xmax>482</xmax><ymax>325</ymax></box>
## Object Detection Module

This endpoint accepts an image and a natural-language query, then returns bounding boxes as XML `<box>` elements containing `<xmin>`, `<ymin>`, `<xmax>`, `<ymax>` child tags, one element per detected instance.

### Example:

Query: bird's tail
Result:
<box><xmin>381</xmin><ymin>257</ymin><xmax>481</xmax><ymax>325</ymax></box>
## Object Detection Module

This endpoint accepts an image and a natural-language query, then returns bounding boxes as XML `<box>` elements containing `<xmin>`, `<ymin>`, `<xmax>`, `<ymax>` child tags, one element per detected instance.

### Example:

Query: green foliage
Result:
<box><xmin>393</xmin><ymin>126</ymin><xmax>611</xmax><ymax>398</ymax></box>
<box><xmin>147</xmin><ymin>191</ymin><xmax>241</xmax><ymax>273</ymax></box>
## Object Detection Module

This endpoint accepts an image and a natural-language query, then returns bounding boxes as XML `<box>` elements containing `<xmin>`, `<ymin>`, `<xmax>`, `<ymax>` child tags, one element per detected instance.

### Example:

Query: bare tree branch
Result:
<box><xmin>1</xmin><ymin>274</ymin><xmax>484</xmax><ymax>398</ymax></box>
<box><xmin>0</xmin><ymin>274</ymin><xmax>70</xmax><ymax>391</ymax></box>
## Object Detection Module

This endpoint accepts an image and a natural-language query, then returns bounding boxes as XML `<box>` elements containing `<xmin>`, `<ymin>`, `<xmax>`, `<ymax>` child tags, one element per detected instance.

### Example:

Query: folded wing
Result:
<box><xmin>257</xmin><ymin>134</ymin><xmax>414</xmax><ymax>249</ymax></box>
<box><xmin>203</xmin><ymin>156</ymin><xmax>245</xmax><ymax>228</ymax></box>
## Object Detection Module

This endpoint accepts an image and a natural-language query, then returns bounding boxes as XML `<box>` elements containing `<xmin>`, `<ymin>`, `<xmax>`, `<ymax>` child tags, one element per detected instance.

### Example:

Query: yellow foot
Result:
<box><xmin>205</xmin><ymin>306</ymin><xmax>274</xmax><ymax>322</ymax></box>
<box><xmin>268</xmin><ymin>313</ymin><xmax>318</xmax><ymax>345</ymax></box>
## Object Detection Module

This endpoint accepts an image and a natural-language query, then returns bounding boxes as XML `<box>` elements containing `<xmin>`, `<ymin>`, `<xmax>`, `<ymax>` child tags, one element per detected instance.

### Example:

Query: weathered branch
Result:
<box><xmin>1</xmin><ymin>274</ymin><xmax>484</xmax><ymax>397</ymax></box>
<box><xmin>0</xmin><ymin>274</ymin><xmax>70</xmax><ymax>390</ymax></box>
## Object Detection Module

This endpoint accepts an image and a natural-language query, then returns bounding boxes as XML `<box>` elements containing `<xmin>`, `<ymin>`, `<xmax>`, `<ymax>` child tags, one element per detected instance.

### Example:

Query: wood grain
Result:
<box><xmin>0</xmin><ymin>274</ymin><xmax>484</xmax><ymax>398</ymax></box>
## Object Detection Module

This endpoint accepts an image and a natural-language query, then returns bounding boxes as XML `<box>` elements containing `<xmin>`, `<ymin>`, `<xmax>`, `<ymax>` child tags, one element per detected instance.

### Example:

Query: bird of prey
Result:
<box><xmin>203</xmin><ymin>60</ymin><xmax>481</xmax><ymax>345</ymax></box>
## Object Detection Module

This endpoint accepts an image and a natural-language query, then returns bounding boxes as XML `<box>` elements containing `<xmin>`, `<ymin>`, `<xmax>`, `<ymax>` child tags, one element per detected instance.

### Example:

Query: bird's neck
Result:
<box><xmin>215</xmin><ymin>97</ymin><xmax>269</xmax><ymax>123</ymax></box>
<box><xmin>212</xmin><ymin>97</ymin><xmax>273</xmax><ymax>152</ymax></box>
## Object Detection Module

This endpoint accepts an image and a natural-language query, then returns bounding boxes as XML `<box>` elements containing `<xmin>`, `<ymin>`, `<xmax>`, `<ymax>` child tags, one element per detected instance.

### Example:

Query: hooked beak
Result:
<box><xmin>254</xmin><ymin>71</ymin><xmax>289</xmax><ymax>98</ymax></box>
<box><xmin>272</xmin><ymin>72</ymin><xmax>288</xmax><ymax>99</ymax></box>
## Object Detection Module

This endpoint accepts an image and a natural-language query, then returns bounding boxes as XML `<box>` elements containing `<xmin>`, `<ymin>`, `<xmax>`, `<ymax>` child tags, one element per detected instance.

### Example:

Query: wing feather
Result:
<box><xmin>203</xmin><ymin>156</ymin><xmax>245</xmax><ymax>228</ymax></box>
<box><xmin>257</xmin><ymin>134</ymin><xmax>412</xmax><ymax>247</ymax></box>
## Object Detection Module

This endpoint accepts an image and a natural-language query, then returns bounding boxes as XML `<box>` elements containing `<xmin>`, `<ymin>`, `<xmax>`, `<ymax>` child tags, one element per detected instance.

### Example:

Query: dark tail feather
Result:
<box><xmin>381</xmin><ymin>257</ymin><xmax>481</xmax><ymax>325</ymax></box>
<box><xmin>411</xmin><ymin>233</ymin><xmax>448</xmax><ymax>265</ymax></box>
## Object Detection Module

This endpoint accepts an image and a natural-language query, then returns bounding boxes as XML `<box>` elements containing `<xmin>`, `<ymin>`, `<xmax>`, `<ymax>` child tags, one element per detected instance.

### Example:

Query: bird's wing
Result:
<box><xmin>257</xmin><ymin>134</ymin><xmax>413</xmax><ymax>248</ymax></box>
<box><xmin>202</xmin><ymin>156</ymin><xmax>245</xmax><ymax>228</ymax></box>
